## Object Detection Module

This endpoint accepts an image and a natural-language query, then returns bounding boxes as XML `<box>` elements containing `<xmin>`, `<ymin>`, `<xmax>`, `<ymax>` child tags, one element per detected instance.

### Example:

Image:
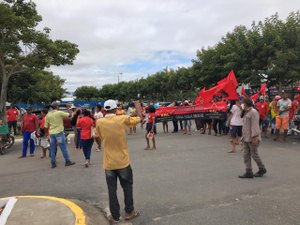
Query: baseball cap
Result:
<box><xmin>275</xmin><ymin>95</ymin><xmax>281</xmax><ymax>100</ymax></box>
<box><xmin>104</xmin><ymin>100</ymin><xmax>117</xmax><ymax>111</ymax></box>
<box><xmin>51</xmin><ymin>101</ymin><xmax>59</xmax><ymax>108</ymax></box>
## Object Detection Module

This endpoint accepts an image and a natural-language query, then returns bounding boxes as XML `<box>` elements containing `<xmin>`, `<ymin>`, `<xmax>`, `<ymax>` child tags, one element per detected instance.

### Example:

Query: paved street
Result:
<box><xmin>1</xmin><ymin>124</ymin><xmax>300</xmax><ymax>225</ymax></box>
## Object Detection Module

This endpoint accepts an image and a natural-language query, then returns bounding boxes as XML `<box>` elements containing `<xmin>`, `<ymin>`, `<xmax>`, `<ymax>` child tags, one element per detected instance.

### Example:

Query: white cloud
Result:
<box><xmin>33</xmin><ymin>0</ymin><xmax>300</xmax><ymax>91</ymax></box>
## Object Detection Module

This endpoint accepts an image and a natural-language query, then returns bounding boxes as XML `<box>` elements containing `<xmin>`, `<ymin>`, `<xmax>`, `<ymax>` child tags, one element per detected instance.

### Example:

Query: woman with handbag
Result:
<box><xmin>144</xmin><ymin>105</ymin><xmax>156</xmax><ymax>150</ymax></box>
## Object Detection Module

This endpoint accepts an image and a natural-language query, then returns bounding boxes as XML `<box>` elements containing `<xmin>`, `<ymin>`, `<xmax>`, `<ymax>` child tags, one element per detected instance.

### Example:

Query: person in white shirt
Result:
<box><xmin>228</xmin><ymin>100</ymin><xmax>243</xmax><ymax>153</ymax></box>
<box><xmin>274</xmin><ymin>92</ymin><xmax>292</xmax><ymax>141</ymax></box>
<box><xmin>94</xmin><ymin>104</ymin><xmax>104</xmax><ymax>151</ymax></box>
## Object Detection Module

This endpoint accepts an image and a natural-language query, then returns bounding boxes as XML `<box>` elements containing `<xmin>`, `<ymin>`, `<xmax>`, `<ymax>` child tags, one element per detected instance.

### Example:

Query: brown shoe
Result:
<box><xmin>107</xmin><ymin>215</ymin><xmax>120</xmax><ymax>224</ymax></box>
<box><xmin>125</xmin><ymin>210</ymin><xmax>140</xmax><ymax>220</ymax></box>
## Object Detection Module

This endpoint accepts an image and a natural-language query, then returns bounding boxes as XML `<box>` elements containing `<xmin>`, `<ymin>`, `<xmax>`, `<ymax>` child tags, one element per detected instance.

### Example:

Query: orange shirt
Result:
<box><xmin>40</xmin><ymin>117</ymin><xmax>49</xmax><ymax>136</ymax></box>
<box><xmin>77</xmin><ymin>116</ymin><xmax>95</xmax><ymax>140</ymax></box>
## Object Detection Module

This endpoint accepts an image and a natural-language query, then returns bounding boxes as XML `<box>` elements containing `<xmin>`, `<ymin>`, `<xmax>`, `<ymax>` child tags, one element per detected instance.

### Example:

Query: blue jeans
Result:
<box><xmin>81</xmin><ymin>138</ymin><xmax>94</xmax><ymax>160</ymax></box>
<box><xmin>50</xmin><ymin>132</ymin><xmax>70</xmax><ymax>163</ymax></box>
<box><xmin>76</xmin><ymin>128</ymin><xmax>82</xmax><ymax>149</ymax></box>
<box><xmin>22</xmin><ymin>131</ymin><xmax>35</xmax><ymax>157</ymax></box>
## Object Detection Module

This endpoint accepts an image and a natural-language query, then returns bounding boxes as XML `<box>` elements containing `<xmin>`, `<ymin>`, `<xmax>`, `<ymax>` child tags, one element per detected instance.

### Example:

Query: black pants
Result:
<box><xmin>213</xmin><ymin>119</ymin><xmax>225</xmax><ymax>134</ymax></box>
<box><xmin>105</xmin><ymin>165</ymin><xmax>134</xmax><ymax>220</ymax></box>
<box><xmin>8</xmin><ymin>121</ymin><xmax>17</xmax><ymax>135</ymax></box>
<box><xmin>172</xmin><ymin>120</ymin><xmax>178</xmax><ymax>132</ymax></box>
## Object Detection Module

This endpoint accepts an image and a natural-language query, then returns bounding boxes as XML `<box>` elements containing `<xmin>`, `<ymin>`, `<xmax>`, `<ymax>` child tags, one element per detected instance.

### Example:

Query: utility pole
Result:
<box><xmin>120</xmin><ymin>72</ymin><xmax>123</xmax><ymax>82</ymax></box>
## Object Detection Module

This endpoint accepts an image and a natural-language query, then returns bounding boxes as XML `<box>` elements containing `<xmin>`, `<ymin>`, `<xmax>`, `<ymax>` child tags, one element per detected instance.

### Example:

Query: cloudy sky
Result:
<box><xmin>34</xmin><ymin>0</ymin><xmax>299</xmax><ymax>93</ymax></box>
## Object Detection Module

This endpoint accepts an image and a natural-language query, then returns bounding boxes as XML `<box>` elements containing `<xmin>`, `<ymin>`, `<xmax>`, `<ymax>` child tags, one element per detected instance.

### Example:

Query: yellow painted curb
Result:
<box><xmin>0</xmin><ymin>196</ymin><xmax>86</xmax><ymax>225</ymax></box>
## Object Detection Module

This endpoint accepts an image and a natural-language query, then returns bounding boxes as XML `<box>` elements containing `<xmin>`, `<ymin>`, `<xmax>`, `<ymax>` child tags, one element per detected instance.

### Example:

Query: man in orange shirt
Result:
<box><xmin>96</xmin><ymin>100</ymin><xmax>141</xmax><ymax>224</ymax></box>
<box><xmin>7</xmin><ymin>104</ymin><xmax>19</xmax><ymax>135</ymax></box>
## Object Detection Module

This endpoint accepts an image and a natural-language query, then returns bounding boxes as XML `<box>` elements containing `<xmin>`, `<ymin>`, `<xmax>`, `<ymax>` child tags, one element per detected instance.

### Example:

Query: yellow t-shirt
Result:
<box><xmin>116</xmin><ymin>109</ymin><xmax>126</xmax><ymax>116</ymax></box>
<box><xmin>96</xmin><ymin>114</ymin><xmax>140</xmax><ymax>170</ymax></box>
<box><xmin>45</xmin><ymin>110</ymin><xmax>69</xmax><ymax>135</ymax></box>
<box><xmin>269</xmin><ymin>101</ymin><xmax>278</xmax><ymax>119</ymax></box>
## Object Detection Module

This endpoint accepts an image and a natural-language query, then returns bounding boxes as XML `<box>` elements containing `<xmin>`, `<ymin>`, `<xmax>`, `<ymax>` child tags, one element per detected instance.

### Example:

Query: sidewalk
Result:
<box><xmin>0</xmin><ymin>196</ymin><xmax>109</xmax><ymax>225</ymax></box>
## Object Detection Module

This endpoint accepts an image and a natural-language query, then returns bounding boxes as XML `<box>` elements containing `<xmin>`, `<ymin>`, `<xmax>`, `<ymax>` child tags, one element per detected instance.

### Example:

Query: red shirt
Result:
<box><xmin>7</xmin><ymin>108</ymin><xmax>19</xmax><ymax>122</ymax></box>
<box><xmin>22</xmin><ymin>113</ymin><xmax>38</xmax><ymax>132</ymax></box>
<box><xmin>148</xmin><ymin>113</ymin><xmax>156</xmax><ymax>123</ymax></box>
<box><xmin>255</xmin><ymin>102</ymin><xmax>269</xmax><ymax>119</ymax></box>
<box><xmin>289</xmin><ymin>100</ymin><xmax>298</xmax><ymax>120</ymax></box>
<box><xmin>77</xmin><ymin>116</ymin><xmax>95</xmax><ymax>140</ymax></box>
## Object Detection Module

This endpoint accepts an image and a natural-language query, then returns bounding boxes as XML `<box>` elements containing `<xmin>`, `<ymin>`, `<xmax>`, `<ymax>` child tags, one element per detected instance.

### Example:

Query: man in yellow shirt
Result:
<box><xmin>45</xmin><ymin>102</ymin><xmax>75</xmax><ymax>168</ymax></box>
<box><xmin>96</xmin><ymin>100</ymin><xmax>141</xmax><ymax>223</ymax></box>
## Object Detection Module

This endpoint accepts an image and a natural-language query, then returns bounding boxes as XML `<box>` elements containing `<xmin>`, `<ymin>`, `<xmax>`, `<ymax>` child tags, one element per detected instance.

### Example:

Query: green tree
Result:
<box><xmin>0</xmin><ymin>0</ymin><xmax>79</xmax><ymax>120</ymax></box>
<box><xmin>193</xmin><ymin>12</ymin><xmax>300</xmax><ymax>89</ymax></box>
<box><xmin>73</xmin><ymin>86</ymin><xmax>100</xmax><ymax>101</ymax></box>
<box><xmin>8</xmin><ymin>70</ymin><xmax>66</xmax><ymax>103</ymax></box>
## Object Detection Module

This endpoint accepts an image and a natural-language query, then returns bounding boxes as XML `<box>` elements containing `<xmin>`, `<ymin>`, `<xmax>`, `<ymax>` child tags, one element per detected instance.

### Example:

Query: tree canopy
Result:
<box><xmin>0</xmin><ymin>0</ymin><xmax>79</xmax><ymax>119</ymax></box>
<box><xmin>8</xmin><ymin>70</ymin><xmax>66</xmax><ymax>103</ymax></box>
<box><xmin>193</xmin><ymin>12</ymin><xmax>300</xmax><ymax>89</ymax></box>
<box><xmin>73</xmin><ymin>86</ymin><xmax>100</xmax><ymax>101</ymax></box>
<box><xmin>79</xmin><ymin>11</ymin><xmax>300</xmax><ymax>102</ymax></box>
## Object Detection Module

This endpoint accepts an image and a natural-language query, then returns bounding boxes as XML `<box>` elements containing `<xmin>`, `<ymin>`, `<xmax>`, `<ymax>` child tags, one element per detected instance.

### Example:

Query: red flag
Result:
<box><xmin>251</xmin><ymin>93</ymin><xmax>259</xmax><ymax>101</ymax></box>
<box><xmin>260</xmin><ymin>83</ymin><xmax>266</xmax><ymax>96</ymax></box>
<box><xmin>200</xmin><ymin>85</ymin><xmax>221</xmax><ymax>103</ymax></box>
<box><xmin>241</xmin><ymin>85</ymin><xmax>248</xmax><ymax>97</ymax></box>
<box><xmin>220</xmin><ymin>81</ymin><xmax>239</xmax><ymax>100</ymax></box>
<box><xmin>218</xmin><ymin>70</ymin><xmax>238</xmax><ymax>88</ymax></box>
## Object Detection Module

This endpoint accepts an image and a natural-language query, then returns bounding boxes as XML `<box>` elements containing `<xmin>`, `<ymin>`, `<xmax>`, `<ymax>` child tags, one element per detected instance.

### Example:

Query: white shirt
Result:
<box><xmin>94</xmin><ymin>111</ymin><xmax>104</xmax><ymax>120</ymax></box>
<box><xmin>230</xmin><ymin>105</ymin><xmax>243</xmax><ymax>126</ymax></box>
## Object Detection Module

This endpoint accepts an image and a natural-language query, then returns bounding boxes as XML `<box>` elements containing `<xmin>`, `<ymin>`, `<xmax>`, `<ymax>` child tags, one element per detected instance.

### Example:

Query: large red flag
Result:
<box><xmin>200</xmin><ymin>85</ymin><xmax>222</xmax><ymax>103</ymax></box>
<box><xmin>220</xmin><ymin>81</ymin><xmax>239</xmax><ymax>100</ymax></box>
<box><xmin>260</xmin><ymin>83</ymin><xmax>266</xmax><ymax>96</ymax></box>
<box><xmin>218</xmin><ymin>70</ymin><xmax>238</xmax><ymax>88</ymax></box>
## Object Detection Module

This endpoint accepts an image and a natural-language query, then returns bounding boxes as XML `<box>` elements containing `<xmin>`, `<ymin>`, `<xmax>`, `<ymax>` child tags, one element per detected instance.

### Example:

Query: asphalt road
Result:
<box><xmin>1</xmin><ymin>124</ymin><xmax>300</xmax><ymax>225</ymax></box>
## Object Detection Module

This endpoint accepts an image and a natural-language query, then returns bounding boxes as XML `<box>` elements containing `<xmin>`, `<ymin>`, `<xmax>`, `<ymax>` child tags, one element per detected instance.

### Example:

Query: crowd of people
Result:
<box><xmin>4</xmin><ymin>91</ymin><xmax>300</xmax><ymax>223</ymax></box>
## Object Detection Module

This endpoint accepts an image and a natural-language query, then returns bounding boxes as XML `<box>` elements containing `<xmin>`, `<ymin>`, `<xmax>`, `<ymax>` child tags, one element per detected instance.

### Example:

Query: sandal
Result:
<box><xmin>144</xmin><ymin>147</ymin><xmax>150</xmax><ymax>150</ymax></box>
<box><xmin>227</xmin><ymin>151</ymin><xmax>236</xmax><ymax>153</ymax></box>
<box><xmin>107</xmin><ymin>215</ymin><xmax>120</xmax><ymax>224</ymax></box>
<box><xmin>125</xmin><ymin>210</ymin><xmax>140</xmax><ymax>220</ymax></box>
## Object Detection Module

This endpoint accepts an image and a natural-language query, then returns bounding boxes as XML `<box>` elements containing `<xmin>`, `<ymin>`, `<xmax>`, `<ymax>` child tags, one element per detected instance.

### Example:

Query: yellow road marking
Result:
<box><xmin>0</xmin><ymin>196</ymin><xmax>86</xmax><ymax>225</ymax></box>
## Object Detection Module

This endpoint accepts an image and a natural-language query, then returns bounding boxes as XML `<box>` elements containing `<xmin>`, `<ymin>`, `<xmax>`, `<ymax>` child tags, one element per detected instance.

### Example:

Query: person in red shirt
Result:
<box><xmin>77</xmin><ymin>109</ymin><xmax>95</xmax><ymax>167</ymax></box>
<box><xmin>6</xmin><ymin>104</ymin><xmax>19</xmax><ymax>135</ymax></box>
<box><xmin>255</xmin><ymin>96</ymin><xmax>269</xmax><ymax>137</ymax></box>
<box><xmin>288</xmin><ymin>95</ymin><xmax>299</xmax><ymax>135</ymax></box>
<box><xmin>19</xmin><ymin>108</ymin><xmax>39</xmax><ymax>158</ymax></box>
<box><xmin>144</xmin><ymin>105</ymin><xmax>156</xmax><ymax>150</ymax></box>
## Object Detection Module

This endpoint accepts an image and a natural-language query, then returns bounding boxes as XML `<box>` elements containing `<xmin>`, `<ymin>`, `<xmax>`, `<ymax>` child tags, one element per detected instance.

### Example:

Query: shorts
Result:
<box><xmin>40</xmin><ymin>137</ymin><xmax>50</xmax><ymax>149</ymax></box>
<box><xmin>146</xmin><ymin>123</ymin><xmax>157</xmax><ymax>134</ymax></box>
<box><xmin>275</xmin><ymin>116</ymin><xmax>289</xmax><ymax>130</ymax></box>
<box><xmin>231</xmin><ymin>126</ymin><xmax>242</xmax><ymax>138</ymax></box>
